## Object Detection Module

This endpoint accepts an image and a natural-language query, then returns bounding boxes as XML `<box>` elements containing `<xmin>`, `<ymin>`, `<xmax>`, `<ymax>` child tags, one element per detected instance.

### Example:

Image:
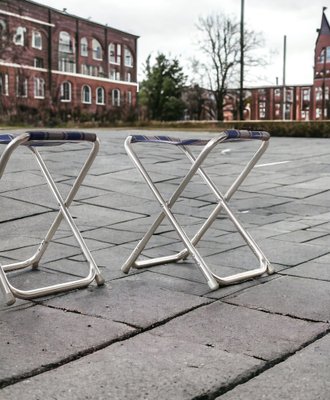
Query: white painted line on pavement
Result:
<box><xmin>256</xmin><ymin>160</ymin><xmax>291</xmax><ymax>168</ymax></box>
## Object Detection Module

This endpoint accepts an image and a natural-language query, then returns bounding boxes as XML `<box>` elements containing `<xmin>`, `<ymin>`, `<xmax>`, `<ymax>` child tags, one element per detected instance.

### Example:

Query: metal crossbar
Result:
<box><xmin>121</xmin><ymin>130</ymin><xmax>274</xmax><ymax>291</ymax></box>
<box><xmin>0</xmin><ymin>131</ymin><xmax>105</xmax><ymax>306</ymax></box>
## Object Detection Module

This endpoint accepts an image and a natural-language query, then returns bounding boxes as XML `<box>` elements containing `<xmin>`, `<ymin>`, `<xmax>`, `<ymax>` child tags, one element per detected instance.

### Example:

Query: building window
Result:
<box><xmin>127</xmin><ymin>90</ymin><xmax>132</xmax><ymax>105</ymax></box>
<box><xmin>13</xmin><ymin>26</ymin><xmax>26</xmax><ymax>46</ymax></box>
<box><xmin>92</xmin><ymin>39</ymin><xmax>102</xmax><ymax>60</ymax></box>
<box><xmin>124</xmin><ymin>46</ymin><xmax>133</xmax><ymax>67</ymax></box>
<box><xmin>112</xmin><ymin>89</ymin><xmax>120</xmax><ymax>106</ymax></box>
<box><xmin>16</xmin><ymin>76</ymin><xmax>28</xmax><ymax>97</ymax></box>
<box><xmin>110</xmin><ymin>68</ymin><xmax>120</xmax><ymax>81</ymax></box>
<box><xmin>303</xmin><ymin>89</ymin><xmax>310</xmax><ymax>101</ymax></box>
<box><xmin>34</xmin><ymin>77</ymin><xmax>45</xmax><ymax>98</ymax></box>
<box><xmin>34</xmin><ymin>57</ymin><xmax>44</xmax><ymax>68</ymax></box>
<box><xmin>58</xmin><ymin>58</ymin><xmax>76</xmax><ymax>73</ymax></box>
<box><xmin>59</xmin><ymin>31</ymin><xmax>74</xmax><ymax>53</ymax></box>
<box><xmin>60</xmin><ymin>81</ymin><xmax>72</xmax><ymax>102</ymax></box>
<box><xmin>0</xmin><ymin>73</ymin><xmax>9</xmax><ymax>95</ymax></box>
<box><xmin>32</xmin><ymin>31</ymin><xmax>42</xmax><ymax>49</ymax></box>
<box><xmin>82</xmin><ymin>85</ymin><xmax>91</xmax><ymax>104</ymax></box>
<box><xmin>259</xmin><ymin>101</ymin><xmax>266</xmax><ymax>119</ymax></box>
<box><xmin>315</xmin><ymin>87</ymin><xmax>323</xmax><ymax>101</ymax></box>
<box><xmin>96</xmin><ymin>87</ymin><xmax>105</xmax><ymax>105</ymax></box>
<box><xmin>109</xmin><ymin>43</ymin><xmax>121</xmax><ymax>64</ymax></box>
<box><xmin>80</xmin><ymin>37</ymin><xmax>88</xmax><ymax>56</ymax></box>
<box><xmin>126</xmin><ymin>72</ymin><xmax>131</xmax><ymax>82</ymax></box>
<box><xmin>319</xmin><ymin>46</ymin><xmax>330</xmax><ymax>63</ymax></box>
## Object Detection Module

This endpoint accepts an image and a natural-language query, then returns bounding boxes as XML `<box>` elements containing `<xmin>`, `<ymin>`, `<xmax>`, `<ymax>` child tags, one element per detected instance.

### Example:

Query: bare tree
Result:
<box><xmin>193</xmin><ymin>13</ymin><xmax>266</xmax><ymax>121</ymax></box>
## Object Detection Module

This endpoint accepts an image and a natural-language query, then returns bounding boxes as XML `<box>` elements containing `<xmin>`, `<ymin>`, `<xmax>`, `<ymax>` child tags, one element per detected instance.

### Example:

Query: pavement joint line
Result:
<box><xmin>190</xmin><ymin>327</ymin><xmax>330</xmax><ymax>400</ymax></box>
<box><xmin>222</xmin><ymin>296</ymin><xmax>330</xmax><ymax>324</ymax></box>
<box><xmin>0</xmin><ymin>297</ymin><xmax>217</xmax><ymax>390</ymax></box>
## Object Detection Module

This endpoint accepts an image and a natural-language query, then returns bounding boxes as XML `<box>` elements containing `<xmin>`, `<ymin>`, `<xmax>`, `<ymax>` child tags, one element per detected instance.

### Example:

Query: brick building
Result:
<box><xmin>0</xmin><ymin>0</ymin><xmax>138</xmax><ymax>122</ymax></box>
<box><xmin>184</xmin><ymin>8</ymin><xmax>330</xmax><ymax>122</ymax></box>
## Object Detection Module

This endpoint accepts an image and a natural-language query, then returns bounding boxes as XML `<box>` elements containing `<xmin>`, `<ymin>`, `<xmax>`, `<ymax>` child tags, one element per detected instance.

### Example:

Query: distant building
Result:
<box><xmin>184</xmin><ymin>8</ymin><xmax>330</xmax><ymax>121</ymax></box>
<box><xmin>0</xmin><ymin>0</ymin><xmax>138</xmax><ymax>122</ymax></box>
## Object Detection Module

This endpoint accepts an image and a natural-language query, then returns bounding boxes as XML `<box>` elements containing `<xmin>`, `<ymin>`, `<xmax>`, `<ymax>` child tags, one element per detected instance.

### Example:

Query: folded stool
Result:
<box><xmin>0</xmin><ymin>131</ymin><xmax>105</xmax><ymax>306</ymax></box>
<box><xmin>122</xmin><ymin>130</ymin><xmax>274</xmax><ymax>290</ymax></box>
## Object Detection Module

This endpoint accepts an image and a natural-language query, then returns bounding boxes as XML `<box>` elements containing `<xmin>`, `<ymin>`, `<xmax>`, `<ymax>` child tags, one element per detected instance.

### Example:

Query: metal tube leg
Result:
<box><xmin>0</xmin><ymin>266</ymin><xmax>16</xmax><ymax>305</ymax></box>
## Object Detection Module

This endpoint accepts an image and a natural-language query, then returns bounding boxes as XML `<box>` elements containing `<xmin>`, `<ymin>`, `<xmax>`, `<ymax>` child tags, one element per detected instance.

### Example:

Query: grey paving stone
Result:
<box><xmin>218</xmin><ymin>334</ymin><xmax>330</xmax><ymax>400</ymax></box>
<box><xmin>43</xmin><ymin>277</ymin><xmax>209</xmax><ymax>328</ymax></box>
<box><xmin>0</xmin><ymin>332</ymin><xmax>263</xmax><ymax>400</ymax></box>
<box><xmin>281</xmin><ymin>260</ymin><xmax>330</xmax><ymax>281</ymax></box>
<box><xmin>152</xmin><ymin>301</ymin><xmax>328</xmax><ymax>360</ymax></box>
<box><xmin>0</xmin><ymin>197</ymin><xmax>48</xmax><ymax>223</ymax></box>
<box><xmin>226</xmin><ymin>275</ymin><xmax>330</xmax><ymax>322</ymax></box>
<box><xmin>0</xmin><ymin>304</ymin><xmax>133</xmax><ymax>383</ymax></box>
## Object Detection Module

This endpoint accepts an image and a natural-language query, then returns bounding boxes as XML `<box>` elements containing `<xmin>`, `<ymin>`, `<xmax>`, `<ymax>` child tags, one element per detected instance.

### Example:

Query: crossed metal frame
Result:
<box><xmin>122</xmin><ymin>130</ymin><xmax>274</xmax><ymax>291</ymax></box>
<box><xmin>0</xmin><ymin>131</ymin><xmax>104</xmax><ymax>306</ymax></box>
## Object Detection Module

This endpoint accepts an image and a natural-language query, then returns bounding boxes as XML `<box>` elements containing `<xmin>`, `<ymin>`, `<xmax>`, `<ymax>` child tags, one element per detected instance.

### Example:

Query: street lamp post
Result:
<box><xmin>239</xmin><ymin>0</ymin><xmax>244</xmax><ymax>121</ymax></box>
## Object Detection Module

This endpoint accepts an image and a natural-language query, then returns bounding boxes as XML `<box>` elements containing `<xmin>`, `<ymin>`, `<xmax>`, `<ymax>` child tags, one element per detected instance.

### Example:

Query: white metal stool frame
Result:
<box><xmin>0</xmin><ymin>131</ymin><xmax>105</xmax><ymax>306</ymax></box>
<box><xmin>122</xmin><ymin>130</ymin><xmax>274</xmax><ymax>291</ymax></box>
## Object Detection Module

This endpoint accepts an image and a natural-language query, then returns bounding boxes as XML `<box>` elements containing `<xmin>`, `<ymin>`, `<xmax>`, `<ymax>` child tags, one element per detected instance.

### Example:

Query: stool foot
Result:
<box><xmin>95</xmin><ymin>273</ymin><xmax>105</xmax><ymax>286</ymax></box>
<box><xmin>5</xmin><ymin>292</ymin><xmax>16</xmax><ymax>306</ymax></box>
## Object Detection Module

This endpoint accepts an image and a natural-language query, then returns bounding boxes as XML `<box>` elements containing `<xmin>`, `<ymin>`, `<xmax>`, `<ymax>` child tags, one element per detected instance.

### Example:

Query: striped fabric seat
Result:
<box><xmin>130</xmin><ymin>130</ymin><xmax>270</xmax><ymax>146</ymax></box>
<box><xmin>0</xmin><ymin>131</ymin><xmax>97</xmax><ymax>146</ymax></box>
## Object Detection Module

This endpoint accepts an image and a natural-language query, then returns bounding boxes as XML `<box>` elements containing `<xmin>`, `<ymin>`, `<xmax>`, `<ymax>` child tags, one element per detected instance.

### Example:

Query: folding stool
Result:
<box><xmin>0</xmin><ymin>131</ymin><xmax>105</xmax><ymax>306</ymax></box>
<box><xmin>122</xmin><ymin>130</ymin><xmax>274</xmax><ymax>290</ymax></box>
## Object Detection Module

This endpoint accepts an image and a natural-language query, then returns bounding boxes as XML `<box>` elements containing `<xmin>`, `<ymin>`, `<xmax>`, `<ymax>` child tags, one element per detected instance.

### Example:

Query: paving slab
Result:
<box><xmin>0</xmin><ymin>331</ymin><xmax>263</xmax><ymax>400</ymax></box>
<box><xmin>217</xmin><ymin>333</ymin><xmax>330</xmax><ymax>400</ymax></box>
<box><xmin>225</xmin><ymin>275</ymin><xmax>330</xmax><ymax>322</ymax></box>
<box><xmin>0</xmin><ymin>303</ymin><xmax>133</xmax><ymax>385</ymax></box>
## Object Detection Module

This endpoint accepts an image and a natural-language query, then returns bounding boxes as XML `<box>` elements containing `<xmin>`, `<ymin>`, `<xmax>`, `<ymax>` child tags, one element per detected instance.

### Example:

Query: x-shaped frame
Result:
<box><xmin>0</xmin><ymin>131</ymin><xmax>105</xmax><ymax>306</ymax></box>
<box><xmin>122</xmin><ymin>130</ymin><xmax>274</xmax><ymax>290</ymax></box>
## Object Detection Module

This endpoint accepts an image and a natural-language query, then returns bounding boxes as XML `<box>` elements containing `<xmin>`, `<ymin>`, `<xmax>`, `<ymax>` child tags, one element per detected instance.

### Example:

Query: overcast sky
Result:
<box><xmin>33</xmin><ymin>0</ymin><xmax>328</xmax><ymax>86</ymax></box>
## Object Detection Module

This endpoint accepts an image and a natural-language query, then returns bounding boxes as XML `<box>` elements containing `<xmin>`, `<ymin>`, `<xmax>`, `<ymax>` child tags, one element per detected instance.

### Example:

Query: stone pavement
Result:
<box><xmin>0</xmin><ymin>129</ymin><xmax>330</xmax><ymax>399</ymax></box>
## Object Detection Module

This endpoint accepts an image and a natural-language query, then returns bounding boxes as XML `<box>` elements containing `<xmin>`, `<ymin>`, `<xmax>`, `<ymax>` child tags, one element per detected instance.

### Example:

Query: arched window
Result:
<box><xmin>0</xmin><ymin>19</ymin><xmax>7</xmax><ymax>42</ymax></box>
<box><xmin>96</xmin><ymin>87</ymin><xmax>105</xmax><ymax>105</ymax></box>
<box><xmin>81</xmin><ymin>85</ymin><xmax>91</xmax><ymax>104</ymax></box>
<box><xmin>109</xmin><ymin>43</ymin><xmax>121</xmax><ymax>64</ymax></box>
<box><xmin>59</xmin><ymin>31</ymin><xmax>74</xmax><ymax>53</ymax></box>
<box><xmin>60</xmin><ymin>81</ymin><xmax>72</xmax><ymax>102</ymax></box>
<box><xmin>112</xmin><ymin>89</ymin><xmax>120</xmax><ymax>106</ymax></box>
<box><xmin>32</xmin><ymin>31</ymin><xmax>42</xmax><ymax>49</ymax></box>
<box><xmin>80</xmin><ymin>37</ymin><xmax>88</xmax><ymax>56</ymax></box>
<box><xmin>13</xmin><ymin>26</ymin><xmax>26</xmax><ymax>46</ymax></box>
<box><xmin>92</xmin><ymin>39</ymin><xmax>102</xmax><ymax>60</ymax></box>
<box><xmin>124</xmin><ymin>46</ymin><xmax>133</xmax><ymax>67</ymax></box>
<box><xmin>319</xmin><ymin>47</ymin><xmax>330</xmax><ymax>63</ymax></box>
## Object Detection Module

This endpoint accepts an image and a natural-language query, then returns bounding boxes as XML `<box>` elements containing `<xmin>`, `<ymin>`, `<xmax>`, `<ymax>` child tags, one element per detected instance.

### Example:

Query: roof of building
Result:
<box><xmin>320</xmin><ymin>8</ymin><xmax>330</xmax><ymax>35</ymax></box>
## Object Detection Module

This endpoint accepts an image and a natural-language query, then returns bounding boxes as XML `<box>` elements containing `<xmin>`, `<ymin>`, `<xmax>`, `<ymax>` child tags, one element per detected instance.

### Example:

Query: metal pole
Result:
<box><xmin>322</xmin><ymin>46</ymin><xmax>326</xmax><ymax>119</ymax></box>
<box><xmin>239</xmin><ymin>0</ymin><xmax>245</xmax><ymax>120</ymax></box>
<box><xmin>282</xmin><ymin>35</ymin><xmax>287</xmax><ymax>120</ymax></box>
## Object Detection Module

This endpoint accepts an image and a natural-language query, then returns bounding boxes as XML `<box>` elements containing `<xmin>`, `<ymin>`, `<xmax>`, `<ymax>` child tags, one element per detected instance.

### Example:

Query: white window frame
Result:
<box><xmin>32</xmin><ymin>30</ymin><xmax>42</xmax><ymax>49</ymax></box>
<box><xmin>16</xmin><ymin>76</ymin><xmax>28</xmax><ymax>97</ymax></box>
<box><xmin>81</xmin><ymin>85</ymin><xmax>92</xmax><ymax>104</ymax></box>
<box><xmin>124</xmin><ymin>47</ymin><xmax>133</xmax><ymax>67</ymax></box>
<box><xmin>96</xmin><ymin>87</ymin><xmax>105</xmax><ymax>105</ymax></box>
<box><xmin>34</xmin><ymin>77</ymin><xmax>45</xmax><ymax>99</ymax></box>
<box><xmin>80</xmin><ymin>37</ymin><xmax>88</xmax><ymax>57</ymax></box>
<box><xmin>109</xmin><ymin>43</ymin><xmax>121</xmax><ymax>64</ymax></box>
<box><xmin>92</xmin><ymin>39</ymin><xmax>102</xmax><ymax>60</ymax></box>
<box><xmin>0</xmin><ymin>73</ymin><xmax>9</xmax><ymax>96</ymax></box>
<box><xmin>59</xmin><ymin>31</ymin><xmax>74</xmax><ymax>54</ymax></box>
<box><xmin>127</xmin><ymin>90</ymin><xmax>132</xmax><ymax>105</ymax></box>
<box><xmin>112</xmin><ymin>89</ymin><xmax>120</xmax><ymax>106</ymax></box>
<box><xmin>13</xmin><ymin>26</ymin><xmax>26</xmax><ymax>46</ymax></box>
<box><xmin>60</xmin><ymin>81</ymin><xmax>72</xmax><ymax>102</ymax></box>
